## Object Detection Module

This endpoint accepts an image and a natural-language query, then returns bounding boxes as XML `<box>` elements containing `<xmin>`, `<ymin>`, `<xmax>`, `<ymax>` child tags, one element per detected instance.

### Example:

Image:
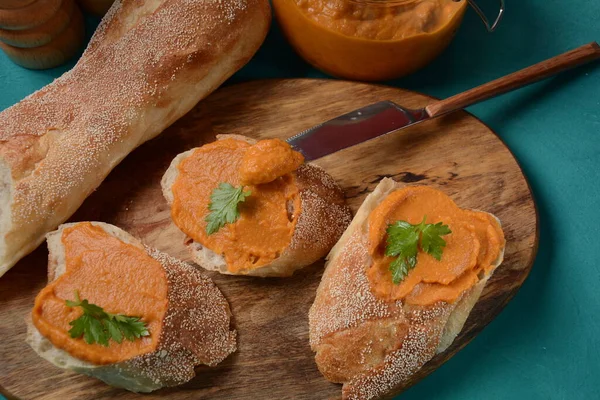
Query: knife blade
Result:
<box><xmin>286</xmin><ymin>42</ymin><xmax>600</xmax><ymax>161</ymax></box>
<box><xmin>286</xmin><ymin>101</ymin><xmax>428</xmax><ymax>162</ymax></box>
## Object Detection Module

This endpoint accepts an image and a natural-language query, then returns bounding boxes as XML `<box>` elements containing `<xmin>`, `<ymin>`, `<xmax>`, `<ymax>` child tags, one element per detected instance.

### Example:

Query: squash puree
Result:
<box><xmin>31</xmin><ymin>223</ymin><xmax>168</xmax><ymax>365</ymax></box>
<box><xmin>367</xmin><ymin>186</ymin><xmax>504</xmax><ymax>305</ymax></box>
<box><xmin>273</xmin><ymin>0</ymin><xmax>467</xmax><ymax>80</ymax></box>
<box><xmin>240</xmin><ymin>139</ymin><xmax>304</xmax><ymax>185</ymax></box>
<box><xmin>170</xmin><ymin>138</ymin><xmax>303</xmax><ymax>273</ymax></box>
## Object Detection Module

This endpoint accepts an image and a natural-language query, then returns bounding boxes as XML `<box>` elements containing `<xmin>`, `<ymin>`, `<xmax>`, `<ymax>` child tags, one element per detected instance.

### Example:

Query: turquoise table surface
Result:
<box><xmin>1</xmin><ymin>1</ymin><xmax>599</xmax><ymax>399</ymax></box>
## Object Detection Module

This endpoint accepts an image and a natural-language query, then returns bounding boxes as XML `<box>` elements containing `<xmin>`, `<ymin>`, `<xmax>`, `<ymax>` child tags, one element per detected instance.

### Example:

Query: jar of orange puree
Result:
<box><xmin>273</xmin><ymin>0</ymin><xmax>504</xmax><ymax>81</ymax></box>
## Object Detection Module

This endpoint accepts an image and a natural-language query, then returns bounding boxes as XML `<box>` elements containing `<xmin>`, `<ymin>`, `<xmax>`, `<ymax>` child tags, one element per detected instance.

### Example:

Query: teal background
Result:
<box><xmin>1</xmin><ymin>1</ymin><xmax>599</xmax><ymax>399</ymax></box>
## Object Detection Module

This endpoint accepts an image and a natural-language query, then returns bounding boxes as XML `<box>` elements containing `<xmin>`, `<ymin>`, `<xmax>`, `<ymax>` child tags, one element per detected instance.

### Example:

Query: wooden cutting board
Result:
<box><xmin>0</xmin><ymin>79</ymin><xmax>538</xmax><ymax>400</ymax></box>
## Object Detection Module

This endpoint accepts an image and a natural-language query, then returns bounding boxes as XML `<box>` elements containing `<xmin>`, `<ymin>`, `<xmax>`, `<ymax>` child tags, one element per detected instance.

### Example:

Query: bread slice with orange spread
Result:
<box><xmin>26</xmin><ymin>221</ymin><xmax>236</xmax><ymax>392</ymax></box>
<box><xmin>161</xmin><ymin>134</ymin><xmax>352</xmax><ymax>277</ymax></box>
<box><xmin>309</xmin><ymin>178</ymin><xmax>506</xmax><ymax>400</ymax></box>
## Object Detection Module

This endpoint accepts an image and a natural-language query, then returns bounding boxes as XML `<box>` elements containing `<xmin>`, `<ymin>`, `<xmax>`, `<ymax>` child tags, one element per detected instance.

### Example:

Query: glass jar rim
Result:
<box><xmin>347</xmin><ymin>0</ymin><xmax>504</xmax><ymax>33</ymax></box>
<box><xmin>347</xmin><ymin>0</ymin><xmax>464</xmax><ymax>5</ymax></box>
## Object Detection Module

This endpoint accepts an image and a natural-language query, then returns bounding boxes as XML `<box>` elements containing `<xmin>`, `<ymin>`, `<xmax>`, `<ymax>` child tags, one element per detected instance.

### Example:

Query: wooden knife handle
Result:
<box><xmin>425</xmin><ymin>42</ymin><xmax>600</xmax><ymax>118</ymax></box>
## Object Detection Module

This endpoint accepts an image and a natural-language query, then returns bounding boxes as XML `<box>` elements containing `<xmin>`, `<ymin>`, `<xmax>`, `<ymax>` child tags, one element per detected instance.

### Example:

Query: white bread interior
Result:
<box><xmin>26</xmin><ymin>221</ymin><xmax>237</xmax><ymax>392</ymax></box>
<box><xmin>0</xmin><ymin>0</ymin><xmax>271</xmax><ymax>278</ymax></box>
<box><xmin>309</xmin><ymin>178</ymin><xmax>505</xmax><ymax>399</ymax></box>
<box><xmin>161</xmin><ymin>134</ymin><xmax>353</xmax><ymax>277</ymax></box>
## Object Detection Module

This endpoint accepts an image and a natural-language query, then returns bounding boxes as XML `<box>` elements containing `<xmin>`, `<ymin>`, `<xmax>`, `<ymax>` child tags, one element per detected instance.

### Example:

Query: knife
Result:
<box><xmin>287</xmin><ymin>42</ymin><xmax>600</xmax><ymax>161</ymax></box>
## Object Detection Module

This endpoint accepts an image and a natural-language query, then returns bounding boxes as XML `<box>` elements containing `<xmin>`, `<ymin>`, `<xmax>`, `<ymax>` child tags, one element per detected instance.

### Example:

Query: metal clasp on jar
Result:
<box><xmin>464</xmin><ymin>0</ymin><xmax>504</xmax><ymax>32</ymax></box>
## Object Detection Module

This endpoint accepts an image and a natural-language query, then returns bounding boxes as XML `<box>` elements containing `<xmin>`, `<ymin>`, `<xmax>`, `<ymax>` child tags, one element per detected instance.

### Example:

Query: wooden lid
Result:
<box><xmin>0</xmin><ymin>0</ymin><xmax>38</xmax><ymax>10</ymax></box>
<box><xmin>0</xmin><ymin>0</ymin><xmax>74</xmax><ymax>48</ymax></box>
<box><xmin>0</xmin><ymin>0</ymin><xmax>63</xmax><ymax>30</ymax></box>
<box><xmin>0</xmin><ymin>2</ymin><xmax>83</xmax><ymax>69</ymax></box>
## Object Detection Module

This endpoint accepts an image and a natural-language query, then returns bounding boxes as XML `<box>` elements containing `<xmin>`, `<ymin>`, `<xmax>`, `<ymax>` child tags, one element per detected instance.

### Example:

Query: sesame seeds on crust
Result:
<box><xmin>29</xmin><ymin>222</ymin><xmax>236</xmax><ymax>392</ymax></box>
<box><xmin>309</xmin><ymin>231</ymin><xmax>392</xmax><ymax>347</ymax></box>
<box><xmin>287</xmin><ymin>163</ymin><xmax>353</xmax><ymax>257</ymax></box>
<box><xmin>125</xmin><ymin>247</ymin><xmax>236</xmax><ymax>388</ymax></box>
<box><xmin>309</xmin><ymin>221</ymin><xmax>458</xmax><ymax>400</ymax></box>
<box><xmin>248</xmin><ymin>162</ymin><xmax>353</xmax><ymax>276</ymax></box>
<box><xmin>308</xmin><ymin>177</ymin><xmax>506</xmax><ymax>400</ymax></box>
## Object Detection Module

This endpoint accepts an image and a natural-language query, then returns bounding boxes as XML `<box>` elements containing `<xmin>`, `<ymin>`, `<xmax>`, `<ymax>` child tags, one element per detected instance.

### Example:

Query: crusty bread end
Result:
<box><xmin>27</xmin><ymin>221</ymin><xmax>237</xmax><ymax>392</ymax></box>
<box><xmin>309</xmin><ymin>178</ymin><xmax>505</xmax><ymax>399</ymax></box>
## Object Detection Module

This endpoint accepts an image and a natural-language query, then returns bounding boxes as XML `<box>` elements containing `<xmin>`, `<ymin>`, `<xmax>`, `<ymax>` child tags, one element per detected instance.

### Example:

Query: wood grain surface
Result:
<box><xmin>0</xmin><ymin>79</ymin><xmax>538</xmax><ymax>400</ymax></box>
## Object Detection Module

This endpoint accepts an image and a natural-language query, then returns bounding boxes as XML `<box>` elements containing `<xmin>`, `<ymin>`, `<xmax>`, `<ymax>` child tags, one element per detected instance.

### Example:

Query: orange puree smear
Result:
<box><xmin>31</xmin><ymin>223</ymin><xmax>168</xmax><ymax>365</ymax></box>
<box><xmin>367</xmin><ymin>186</ymin><xmax>504</xmax><ymax>306</ymax></box>
<box><xmin>294</xmin><ymin>0</ymin><xmax>464</xmax><ymax>41</ymax></box>
<box><xmin>273</xmin><ymin>0</ymin><xmax>468</xmax><ymax>80</ymax></box>
<box><xmin>240</xmin><ymin>139</ymin><xmax>304</xmax><ymax>185</ymax></box>
<box><xmin>170</xmin><ymin>138</ymin><xmax>303</xmax><ymax>273</ymax></box>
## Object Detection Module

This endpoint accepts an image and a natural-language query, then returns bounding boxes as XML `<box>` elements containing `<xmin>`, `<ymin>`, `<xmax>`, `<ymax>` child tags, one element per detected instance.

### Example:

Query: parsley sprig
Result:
<box><xmin>66</xmin><ymin>291</ymin><xmax>149</xmax><ymax>347</ymax></box>
<box><xmin>205</xmin><ymin>182</ymin><xmax>251</xmax><ymax>235</ymax></box>
<box><xmin>385</xmin><ymin>216</ymin><xmax>452</xmax><ymax>284</ymax></box>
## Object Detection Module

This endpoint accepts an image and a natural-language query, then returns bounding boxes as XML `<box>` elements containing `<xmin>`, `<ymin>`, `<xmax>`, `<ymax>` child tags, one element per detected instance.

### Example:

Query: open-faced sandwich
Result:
<box><xmin>27</xmin><ymin>221</ymin><xmax>236</xmax><ymax>392</ymax></box>
<box><xmin>161</xmin><ymin>135</ymin><xmax>352</xmax><ymax>277</ymax></box>
<box><xmin>309</xmin><ymin>178</ymin><xmax>506</xmax><ymax>399</ymax></box>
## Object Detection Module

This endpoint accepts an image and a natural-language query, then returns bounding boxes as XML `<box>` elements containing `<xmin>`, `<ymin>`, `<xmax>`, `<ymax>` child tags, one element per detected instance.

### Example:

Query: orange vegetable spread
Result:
<box><xmin>367</xmin><ymin>186</ymin><xmax>504</xmax><ymax>306</ymax></box>
<box><xmin>31</xmin><ymin>223</ymin><xmax>168</xmax><ymax>365</ymax></box>
<box><xmin>240</xmin><ymin>139</ymin><xmax>304</xmax><ymax>185</ymax></box>
<box><xmin>273</xmin><ymin>0</ymin><xmax>467</xmax><ymax>80</ymax></box>
<box><xmin>295</xmin><ymin>0</ymin><xmax>463</xmax><ymax>41</ymax></box>
<box><xmin>170</xmin><ymin>138</ymin><xmax>304</xmax><ymax>273</ymax></box>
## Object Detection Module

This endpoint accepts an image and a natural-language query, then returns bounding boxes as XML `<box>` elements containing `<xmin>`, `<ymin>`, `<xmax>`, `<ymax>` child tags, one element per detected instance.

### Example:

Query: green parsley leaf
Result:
<box><xmin>66</xmin><ymin>291</ymin><xmax>150</xmax><ymax>347</ymax></box>
<box><xmin>67</xmin><ymin>315</ymin><xmax>85</xmax><ymax>339</ymax></box>
<box><xmin>90</xmin><ymin>317</ymin><xmax>108</xmax><ymax>346</ymax></box>
<box><xmin>205</xmin><ymin>182</ymin><xmax>251</xmax><ymax>235</ymax></box>
<box><xmin>115</xmin><ymin>316</ymin><xmax>149</xmax><ymax>341</ymax></box>
<box><xmin>420</xmin><ymin>221</ymin><xmax>452</xmax><ymax>260</ymax></box>
<box><xmin>79</xmin><ymin>299</ymin><xmax>106</xmax><ymax>319</ymax></box>
<box><xmin>385</xmin><ymin>216</ymin><xmax>451</xmax><ymax>284</ymax></box>
<box><xmin>389</xmin><ymin>255</ymin><xmax>417</xmax><ymax>285</ymax></box>
<box><xmin>385</xmin><ymin>221</ymin><xmax>419</xmax><ymax>258</ymax></box>
<box><xmin>104</xmin><ymin>319</ymin><xmax>123</xmax><ymax>344</ymax></box>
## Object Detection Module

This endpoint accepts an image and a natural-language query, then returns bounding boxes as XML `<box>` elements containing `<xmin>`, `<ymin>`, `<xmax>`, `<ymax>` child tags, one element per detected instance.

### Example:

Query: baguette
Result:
<box><xmin>161</xmin><ymin>134</ymin><xmax>353</xmax><ymax>277</ymax></box>
<box><xmin>0</xmin><ymin>0</ymin><xmax>270</xmax><ymax>277</ymax></box>
<box><xmin>309</xmin><ymin>178</ymin><xmax>506</xmax><ymax>399</ymax></box>
<box><xmin>27</xmin><ymin>221</ymin><xmax>237</xmax><ymax>392</ymax></box>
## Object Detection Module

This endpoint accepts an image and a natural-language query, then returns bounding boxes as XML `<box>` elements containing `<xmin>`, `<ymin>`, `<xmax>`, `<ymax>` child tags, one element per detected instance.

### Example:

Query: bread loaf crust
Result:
<box><xmin>27</xmin><ymin>221</ymin><xmax>237</xmax><ymax>392</ymax></box>
<box><xmin>0</xmin><ymin>0</ymin><xmax>271</xmax><ymax>277</ymax></box>
<box><xmin>309</xmin><ymin>178</ymin><xmax>505</xmax><ymax>399</ymax></box>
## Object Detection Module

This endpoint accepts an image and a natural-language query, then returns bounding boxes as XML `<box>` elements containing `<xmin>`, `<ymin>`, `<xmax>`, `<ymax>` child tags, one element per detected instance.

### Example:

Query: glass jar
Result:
<box><xmin>273</xmin><ymin>0</ymin><xmax>504</xmax><ymax>81</ymax></box>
